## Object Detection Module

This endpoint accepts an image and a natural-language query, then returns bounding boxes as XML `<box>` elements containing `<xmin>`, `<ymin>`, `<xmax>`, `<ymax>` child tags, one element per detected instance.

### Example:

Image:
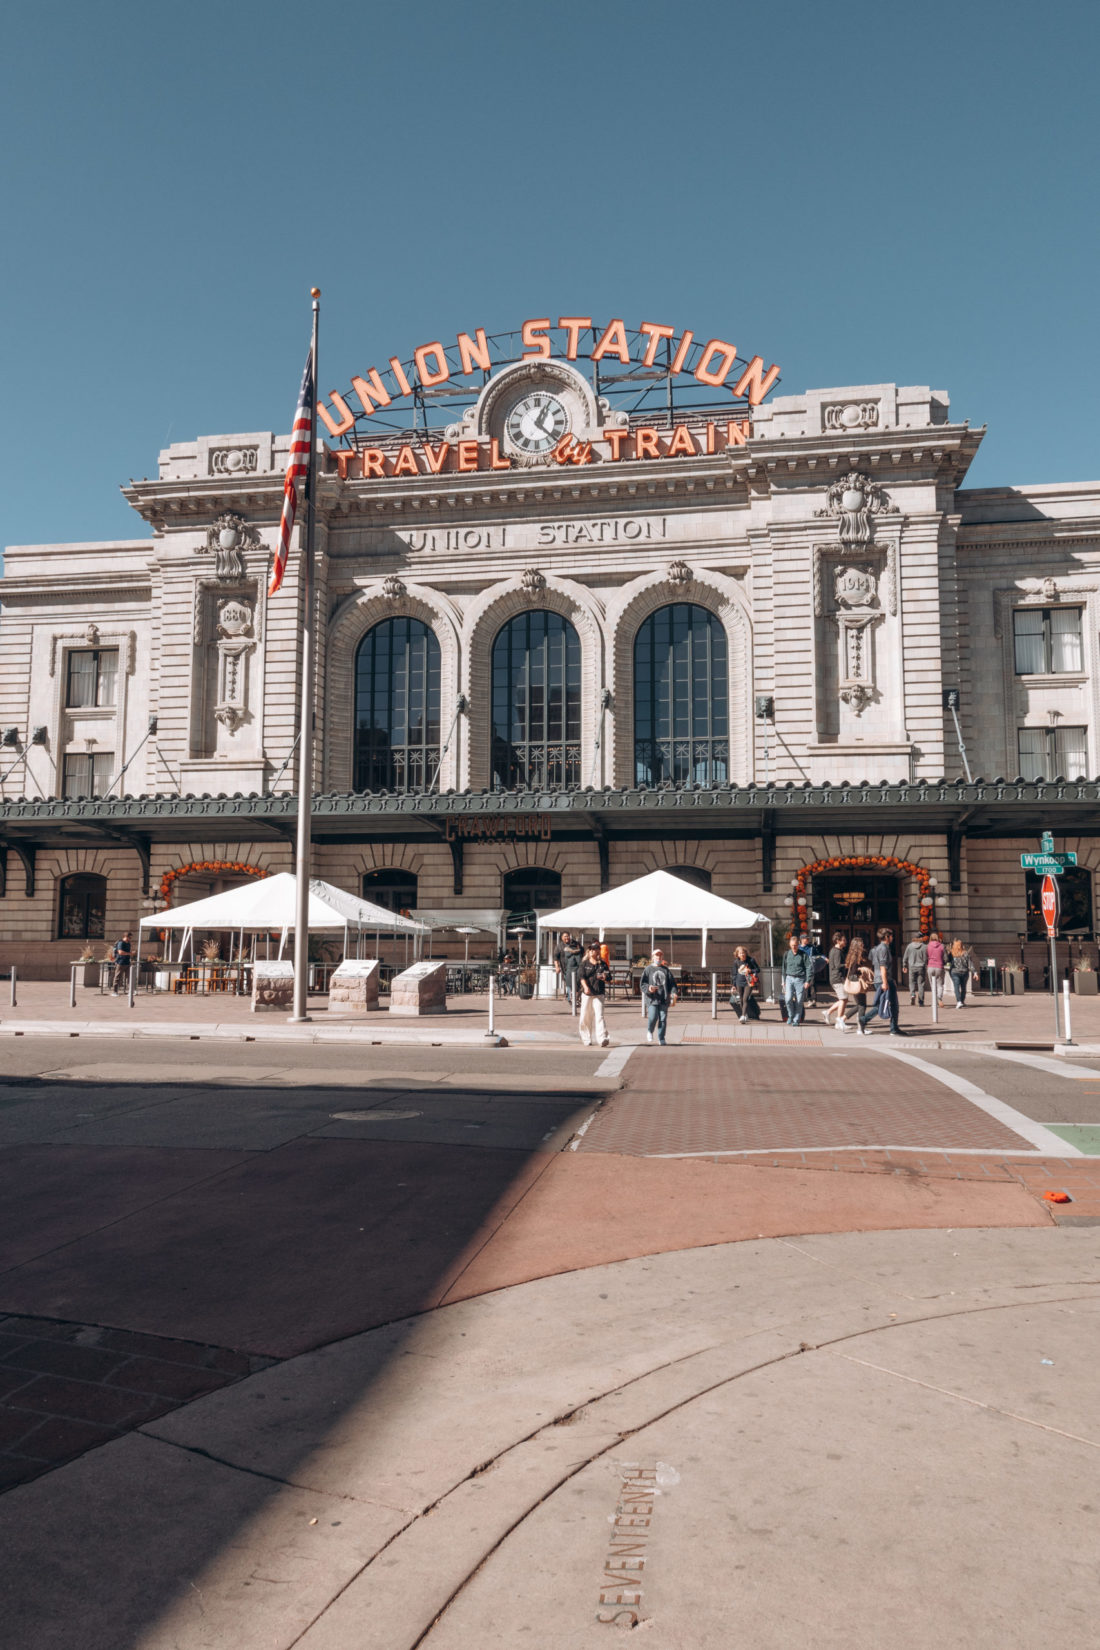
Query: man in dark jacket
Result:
<box><xmin>781</xmin><ymin>933</ymin><xmax>811</xmax><ymax>1027</ymax></box>
<box><xmin>554</xmin><ymin>931</ymin><xmax>583</xmax><ymax>1001</ymax></box>
<box><xmin>639</xmin><ymin>948</ymin><xmax>677</xmax><ymax>1045</ymax></box>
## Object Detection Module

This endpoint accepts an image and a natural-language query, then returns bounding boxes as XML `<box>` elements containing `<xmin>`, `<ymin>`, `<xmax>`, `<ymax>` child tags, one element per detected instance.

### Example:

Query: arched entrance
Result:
<box><xmin>794</xmin><ymin>856</ymin><xmax>933</xmax><ymax>948</ymax></box>
<box><xmin>159</xmin><ymin>860</ymin><xmax>268</xmax><ymax>909</ymax></box>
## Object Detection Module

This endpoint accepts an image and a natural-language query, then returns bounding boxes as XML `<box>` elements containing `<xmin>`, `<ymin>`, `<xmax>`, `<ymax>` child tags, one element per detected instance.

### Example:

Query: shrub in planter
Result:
<box><xmin>1073</xmin><ymin>964</ymin><xmax>1097</xmax><ymax>995</ymax></box>
<box><xmin>1003</xmin><ymin>965</ymin><xmax>1025</xmax><ymax>995</ymax></box>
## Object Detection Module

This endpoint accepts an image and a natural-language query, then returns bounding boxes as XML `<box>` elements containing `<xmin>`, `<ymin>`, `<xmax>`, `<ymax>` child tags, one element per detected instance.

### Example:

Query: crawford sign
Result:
<box><xmin>317</xmin><ymin>314</ymin><xmax>780</xmax><ymax>438</ymax></box>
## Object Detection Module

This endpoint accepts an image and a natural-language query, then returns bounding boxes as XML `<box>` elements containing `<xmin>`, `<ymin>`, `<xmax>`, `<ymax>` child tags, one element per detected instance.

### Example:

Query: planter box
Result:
<box><xmin>1003</xmin><ymin>970</ymin><xmax>1026</xmax><ymax>995</ymax></box>
<box><xmin>72</xmin><ymin>961</ymin><xmax>100</xmax><ymax>988</ymax></box>
<box><xmin>1073</xmin><ymin>971</ymin><xmax>1098</xmax><ymax>995</ymax></box>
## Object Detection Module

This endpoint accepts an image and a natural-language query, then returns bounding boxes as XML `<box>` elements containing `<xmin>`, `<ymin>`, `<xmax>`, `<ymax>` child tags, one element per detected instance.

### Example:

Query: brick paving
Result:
<box><xmin>0</xmin><ymin>1315</ymin><xmax>274</xmax><ymax>1491</ymax></box>
<box><xmin>577</xmin><ymin>1047</ymin><xmax>1036</xmax><ymax>1157</ymax></box>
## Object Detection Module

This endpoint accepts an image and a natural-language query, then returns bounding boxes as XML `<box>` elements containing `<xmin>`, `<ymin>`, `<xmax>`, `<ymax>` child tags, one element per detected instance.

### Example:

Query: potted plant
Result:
<box><xmin>1003</xmin><ymin>963</ymin><xmax>1026</xmax><ymax>995</ymax></box>
<box><xmin>1073</xmin><ymin>957</ymin><xmax>1097</xmax><ymax>995</ymax></box>
<box><xmin>71</xmin><ymin>943</ymin><xmax>100</xmax><ymax>988</ymax></box>
<box><xmin>517</xmin><ymin>965</ymin><xmax>537</xmax><ymax>999</ymax></box>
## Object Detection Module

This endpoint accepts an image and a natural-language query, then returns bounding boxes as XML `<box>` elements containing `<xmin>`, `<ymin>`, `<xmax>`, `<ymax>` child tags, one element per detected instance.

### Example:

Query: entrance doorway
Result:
<box><xmin>816</xmin><ymin>874</ymin><xmax>903</xmax><ymax>954</ymax></box>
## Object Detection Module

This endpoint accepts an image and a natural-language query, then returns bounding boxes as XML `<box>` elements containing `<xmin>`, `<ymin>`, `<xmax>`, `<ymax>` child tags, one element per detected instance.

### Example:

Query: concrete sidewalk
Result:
<box><xmin>1</xmin><ymin>1227</ymin><xmax>1096</xmax><ymax>1649</ymax></box>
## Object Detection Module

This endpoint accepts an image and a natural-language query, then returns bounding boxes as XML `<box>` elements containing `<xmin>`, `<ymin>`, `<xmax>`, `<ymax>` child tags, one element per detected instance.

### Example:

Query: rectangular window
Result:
<box><xmin>62</xmin><ymin>752</ymin><xmax>115</xmax><ymax>797</ymax></box>
<box><xmin>66</xmin><ymin>648</ymin><xmax>119</xmax><ymax>708</ymax></box>
<box><xmin>1013</xmin><ymin>608</ymin><xmax>1082</xmax><ymax>674</ymax></box>
<box><xmin>1017</xmin><ymin>726</ymin><xmax>1088</xmax><ymax>780</ymax></box>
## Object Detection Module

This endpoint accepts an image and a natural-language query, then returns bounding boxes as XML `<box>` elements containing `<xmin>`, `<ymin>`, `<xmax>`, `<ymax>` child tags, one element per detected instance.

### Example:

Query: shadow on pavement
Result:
<box><xmin>0</xmin><ymin>1071</ymin><xmax>598</xmax><ymax>1648</ymax></box>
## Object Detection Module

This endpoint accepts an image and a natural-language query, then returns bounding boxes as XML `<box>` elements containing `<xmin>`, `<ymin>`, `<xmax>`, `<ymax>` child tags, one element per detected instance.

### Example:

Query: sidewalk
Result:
<box><xmin>3</xmin><ymin>979</ymin><xmax>1099</xmax><ymax>1049</ymax></box>
<box><xmin>1</xmin><ymin>1228</ymin><xmax>1096</xmax><ymax>1649</ymax></box>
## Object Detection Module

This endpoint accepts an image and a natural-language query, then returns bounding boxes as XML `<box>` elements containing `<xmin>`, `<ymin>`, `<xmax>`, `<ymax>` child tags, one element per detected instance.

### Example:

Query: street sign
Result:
<box><xmin>1020</xmin><ymin>852</ymin><xmax>1076</xmax><ymax>872</ymax></box>
<box><xmin>1041</xmin><ymin>831</ymin><xmax>1055</xmax><ymax>854</ymax></box>
<box><xmin>1041</xmin><ymin>874</ymin><xmax>1059</xmax><ymax>936</ymax></box>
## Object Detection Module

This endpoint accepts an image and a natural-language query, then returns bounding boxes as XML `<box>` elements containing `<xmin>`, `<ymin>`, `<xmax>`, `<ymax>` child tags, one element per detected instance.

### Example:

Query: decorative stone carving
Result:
<box><xmin>834</xmin><ymin>566</ymin><xmax>876</xmax><ymax>609</ymax></box>
<box><xmin>667</xmin><ymin>560</ymin><xmax>693</xmax><ymax>586</ymax></box>
<box><xmin>381</xmin><ymin>574</ymin><xmax>408</xmax><ymax>599</ymax></box>
<box><xmin>388</xmin><ymin>959</ymin><xmax>448</xmax><ymax>1015</ymax></box>
<box><xmin>814</xmin><ymin>471</ymin><xmax>897</xmax><ymax>547</ymax></box>
<box><xmin>328</xmin><ymin>958</ymin><xmax>381</xmax><ymax>1015</ymax></box>
<box><xmin>214</xmin><ymin>599</ymin><xmax>256</xmax><ymax>734</ymax></box>
<box><xmin>85</xmin><ymin>624</ymin><xmax>100</xmax><ymax>645</ymax></box>
<box><xmin>49</xmin><ymin>629</ymin><xmax>136</xmax><ymax>676</ymax></box>
<box><xmin>208</xmin><ymin>446</ymin><xmax>259</xmax><ymax>477</ymax></box>
<box><xmin>823</xmin><ymin>401</ymin><xmax>880</xmax><ymax>432</ymax></box>
<box><xmin>835</xmin><ymin>611</ymin><xmax>880</xmax><ymax>718</ymax></box>
<box><xmin>251</xmin><ymin>960</ymin><xmax>294</xmax><ymax>1012</ymax></box>
<box><xmin>839</xmin><ymin>681</ymin><xmax>873</xmax><ymax>715</ymax></box>
<box><xmin>520</xmin><ymin>567</ymin><xmax>546</xmax><ymax>593</ymax></box>
<box><xmin>992</xmin><ymin>580</ymin><xmax>1097</xmax><ymax>637</ymax></box>
<box><xmin>198</xmin><ymin>512</ymin><xmax>264</xmax><ymax>580</ymax></box>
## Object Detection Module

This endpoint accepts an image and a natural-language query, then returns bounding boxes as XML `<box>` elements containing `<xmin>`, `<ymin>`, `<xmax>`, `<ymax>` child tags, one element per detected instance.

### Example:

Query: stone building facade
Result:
<box><xmin>1</xmin><ymin>355</ymin><xmax>1098</xmax><ymax>978</ymax></box>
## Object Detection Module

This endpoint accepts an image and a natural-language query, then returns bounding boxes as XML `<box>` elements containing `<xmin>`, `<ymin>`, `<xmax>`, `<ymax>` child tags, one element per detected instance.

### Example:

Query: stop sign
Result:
<box><xmin>1041</xmin><ymin>874</ymin><xmax>1059</xmax><ymax>935</ymax></box>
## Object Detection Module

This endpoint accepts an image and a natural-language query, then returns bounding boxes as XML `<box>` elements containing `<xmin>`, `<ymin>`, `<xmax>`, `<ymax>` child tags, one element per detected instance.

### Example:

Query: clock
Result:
<box><xmin>505</xmin><ymin>390</ymin><xmax>570</xmax><ymax>456</ymax></box>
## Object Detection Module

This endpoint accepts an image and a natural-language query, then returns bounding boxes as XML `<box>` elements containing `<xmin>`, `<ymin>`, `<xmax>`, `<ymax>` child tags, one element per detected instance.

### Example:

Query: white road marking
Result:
<box><xmin>568</xmin><ymin>1108</ymin><xmax>601</xmax><ymax>1151</ymax></box>
<box><xmin>595</xmin><ymin>1045</ymin><xmax>635</xmax><ymax>1080</ymax></box>
<box><xmin>876</xmin><ymin>1046</ymin><xmax>1083</xmax><ymax>1156</ymax></box>
<box><xmin>978</xmin><ymin>1048</ymin><xmax>1100</xmax><ymax>1082</ymax></box>
<box><xmin>650</xmin><ymin>1143</ymin><xmax>1050</xmax><ymax>1159</ymax></box>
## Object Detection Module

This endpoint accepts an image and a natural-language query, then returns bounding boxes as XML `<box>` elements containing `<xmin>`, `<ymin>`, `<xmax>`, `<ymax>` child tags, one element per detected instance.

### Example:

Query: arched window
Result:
<box><xmin>667</xmin><ymin>865</ymin><xmax>712</xmax><ymax>892</ymax></box>
<box><xmin>492</xmin><ymin>611</ymin><xmax>581</xmax><ymax>790</ymax></box>
<box><xmin>634</xmin><ymin>603</ymin><xmax>728</xmax><ymax>786</ymax></box>
<box><xmin>362</xmin><ymin>868</ymin><xmax>418</xmax><ymax>916</ymax></box>
<box><xmin>502</xmin><ymin>866</ymin><xmax>562</xmax><ymax>923</ymax></box>
<box><xmin>355</xmin><ymin>618</ymin><xmax>441</xmax><ymax>793</ymax></box>
<box><xmin>57</xmin><ymin>873</ymin><xmax>107</xmax><ymax>940</ymax></box>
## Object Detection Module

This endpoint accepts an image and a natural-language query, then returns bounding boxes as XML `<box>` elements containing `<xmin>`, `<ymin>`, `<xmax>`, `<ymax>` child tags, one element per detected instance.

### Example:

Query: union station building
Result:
<box><xmin>1</xmin><ymin>321</ymin><xmax>1098</xmax><ymax>979</ymax></box>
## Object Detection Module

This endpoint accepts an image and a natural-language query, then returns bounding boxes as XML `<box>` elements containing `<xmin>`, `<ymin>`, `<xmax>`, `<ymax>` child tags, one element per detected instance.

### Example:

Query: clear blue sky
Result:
<box><xmin>2</xmin><ymin>0</ymin><xmax>1096</xmax><ymax>550</ymax></box>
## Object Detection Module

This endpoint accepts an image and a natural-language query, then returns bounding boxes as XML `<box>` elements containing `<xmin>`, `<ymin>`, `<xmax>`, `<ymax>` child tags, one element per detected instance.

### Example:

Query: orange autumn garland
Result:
<box><xmin>158</xmin><ymin>860</ymin><xmax>268</xmax><ymax>910</ymax></box>
<box><xmin>792</xmin><ymin>855</ymin><xmax>934</xmax><ymax>939</ymax></box>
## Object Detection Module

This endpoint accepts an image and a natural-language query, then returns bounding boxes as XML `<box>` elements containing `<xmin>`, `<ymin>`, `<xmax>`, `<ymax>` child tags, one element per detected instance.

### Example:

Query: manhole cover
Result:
<box><xmin>330</xmin><ymin>1109</ymin><xmax>423</xmax><ymax>1122</ymax></box>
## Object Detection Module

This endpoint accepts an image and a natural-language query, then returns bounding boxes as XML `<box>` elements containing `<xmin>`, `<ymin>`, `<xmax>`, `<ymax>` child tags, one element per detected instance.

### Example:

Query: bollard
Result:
<box><xmin>711</xmin><ymin>972</ymin><xmax>717</xmax><ymax>1021</ymax></box>
<box><xmin>1062</xmin><ymin>979</ymin><xmax>1074</xmax><ymax>1045</ymax></box>
<box><xmin>9</xmin><ymin>964</ymin><xmax>15</xmax><ymax>1009</ymax></box>
<box><xmin>570</xmin><ymin>974</ymin><xmax>576</xmax><ymax>1017</ymax></box>
<box><xmin>69</xmin><ymin>963</ymin><xmax>77</xmax><ymax>1010</ymax></box>
<box><xmin>484</xmin><ymin>972</ymin><xmax>496</xmax><ymax>1040</ymax></box>
<box><xmin>128</xmin><ymin>962</ymin><xmax>136</xmax><ymax>1009</ymax></box>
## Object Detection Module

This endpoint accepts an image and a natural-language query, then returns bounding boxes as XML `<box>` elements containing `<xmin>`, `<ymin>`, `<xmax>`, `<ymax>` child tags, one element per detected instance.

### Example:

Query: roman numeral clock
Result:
<box><xmin>505</xmin><ymin>389</ymin><xmax>570</xmax><ymax>457</ymax></box>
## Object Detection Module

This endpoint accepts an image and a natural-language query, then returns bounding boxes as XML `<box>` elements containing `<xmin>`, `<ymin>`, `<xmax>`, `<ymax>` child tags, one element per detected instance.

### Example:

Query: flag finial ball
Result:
<box><xmin>310</xmin><ymin>287</ymin><xmax>321</xmax><ymax>298</ymax></box>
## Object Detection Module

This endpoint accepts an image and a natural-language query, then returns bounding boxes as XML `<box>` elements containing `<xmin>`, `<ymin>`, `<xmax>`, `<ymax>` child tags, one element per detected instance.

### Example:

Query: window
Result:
<box><xmin>1026</xmin><ymin>867</ymin><xmax>1093</xmax><ymax>938</ymax></box>
<box><xmin>492</xmin><ymin>611</ymin><xmax>581</xmax><ymax>790</ymax></box>
<box><xmin>361</xmin><ymin>869</ymin><xmax>418</xmax><ymax>915</ymax></box>
<box><xmin>57</xmin><ymin>873</ymin><xmax>106</xmax><ymax>940</ymax></box>
<box><xmin>502</xmin><ymin>866</ymin><xmax>562</xmax><ymax>922</ymax></box>
<box><xmin>1017</xmin><ymin>726</ymin><xmax>1088</xmax><ymax>780</ymax></box>
<box><xmin>667</xmin><ymin>865</ymin><xmax>712</xmax><ymax>891</ymax></box>
<box><xmin>62</xmin><ymin>752</ymin><xmax>114</xmax><ymax>797</ymax></box>
<box><xmin>634</xmin><ymin>603</ymin><xmax>728</xmax><ymax>786</ymax></box>
<box><xmin>66</xmin><ymin>648</ymin><xmax>119</xmax><ymax>708</ymax></box>
<box><xmin>1013</xmin><ymin>608</ymin><xmax>1083</xmax><ymax>674</ymax></box>
<box><xmin>355</xmin><ymin>618</ymin><xmax>441</xmax><ymax>793</ymax></box>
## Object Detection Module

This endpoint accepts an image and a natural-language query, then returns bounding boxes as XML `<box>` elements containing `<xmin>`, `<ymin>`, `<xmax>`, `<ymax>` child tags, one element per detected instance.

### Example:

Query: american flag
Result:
<box><xmin>269</xmin><ymin>349</ymin><xmax>315</xmax><ymax>595</ymax></box>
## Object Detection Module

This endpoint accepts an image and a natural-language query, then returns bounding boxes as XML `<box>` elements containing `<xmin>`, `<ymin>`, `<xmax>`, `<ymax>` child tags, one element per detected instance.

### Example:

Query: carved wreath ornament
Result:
<box><xmin>198</xmin><ymin>513</ymin><xmax>264</xmax><ymax>580</ymax></box>
<box><xmin>814</xmin><ymin>472</ymin><xmax>897</xmax><ymax>548</ymax></box>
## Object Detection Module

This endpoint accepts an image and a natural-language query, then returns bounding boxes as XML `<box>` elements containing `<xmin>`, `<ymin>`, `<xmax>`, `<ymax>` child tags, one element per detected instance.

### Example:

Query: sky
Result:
<box><xmin>1</xmin><ymin>0</ymin><xmax>1097</xmax><ymax>551</ymax></box>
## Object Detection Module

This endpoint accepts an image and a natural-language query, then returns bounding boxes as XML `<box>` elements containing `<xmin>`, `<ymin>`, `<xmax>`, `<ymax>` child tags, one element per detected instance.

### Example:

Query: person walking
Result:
<box><xmin>926</xmin><ymin>932</ymin><xmax>945</xmax><ymax>1003</ymax></box>
<box><xmin>822</xmin><ymin>932</ymin><xmax>849</xmax><ymax>1027</ymax></box>
<box><xmin>838</xmin><ymin>937</ymin><xmax>873</xmax><ymax>1033</ymax></box>
<box><xmin>902</xmin><ymin>934</ymin><xmax>928</xmax><ymax>1006</ymax></box>
<box><xmin>729</xmin><ymin>944</ymin><xmax>761</xmax><ymax>1023</ymax></box>
<box><xmin>857</xmin><ymin>926</ymin><xmax>903</xmax><ymax>1037</ymax></box>
<box><xmin>948</xmin><ymin>938</ymin><xmax>976</xmax><ymax>1008</ymax></box>
<box><xmin>578</xmin><ymin>941</ymin><xmax>611</xmax><ymax>1048</ymax></box>
<box><xmin>110</xmin><ymin>930</ymin><xmax>133</xmax><ymax>995</ymax></box>
<box><xmin>640</xmin><ymin>948</ymin><xmax>677</xmax><ymax>1045</ymax></box>
<box><xmin>554</xmin><ymin>930</ymin><xmax>583</xmax><ymax>1004</ymax></box>
<box><xmin>781</xmin><ymin>933</ymin><xmax>811</xmax><ymax>1027</ymax></box>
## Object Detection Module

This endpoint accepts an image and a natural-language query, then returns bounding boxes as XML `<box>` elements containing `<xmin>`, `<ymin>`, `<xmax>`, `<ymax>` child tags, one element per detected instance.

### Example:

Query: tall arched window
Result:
<box><xmin>634</xmin><ymin>604</ymin><xmax>728</xmax><ymax>786</ymax></box>
<box><xmin>492</xmin><ymin>611</ymin><xmax>581</xmax><ymax>790</ymax></box>
<box><xmin>355</xmin><ymin>618</ymin><xmax>441</xmax><ymax>793</ymax></box>
<box><xmin>362</xmin><ymin>868</ymin><xmax>418</xmax><ymax>915</ymax></box>
<box><xmin>57</xmin><ymin>873</ymin><xmax>106</xmax><ymax>940</ymax></box>
<box><xmin>502</xmin><ymin>866</ymin><xmax>562</xmax><ymax>921</ymax></box>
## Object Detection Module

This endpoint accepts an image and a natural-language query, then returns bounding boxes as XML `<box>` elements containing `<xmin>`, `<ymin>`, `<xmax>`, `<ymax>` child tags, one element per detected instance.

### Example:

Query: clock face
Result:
<box><xmin>506</xmin><ymin>390</ymin><xmax>569</xmax><ymax>455</ymax></box>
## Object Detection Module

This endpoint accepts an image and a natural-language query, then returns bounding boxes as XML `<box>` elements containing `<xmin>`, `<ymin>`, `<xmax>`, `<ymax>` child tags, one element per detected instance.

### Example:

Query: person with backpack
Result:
<box><xmin>639</xmin><ymin>948</ymin><xmax>677</xmax><ymax>1045</ymax></box>
<box><xmin>111</xmin><ymin>931</ymin><xmax>133</xmax><ymax>995</ymax></box>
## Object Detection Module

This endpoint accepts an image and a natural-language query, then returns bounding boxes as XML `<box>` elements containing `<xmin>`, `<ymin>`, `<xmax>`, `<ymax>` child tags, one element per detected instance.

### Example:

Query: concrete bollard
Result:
<box><xmin>711</xmin><ymin>972</ymin><xmax>717</xmax><ymax>1021</ymax></box>
<box><xmin>485</xmin><ymin>972</ymin><xmax>496</xmax><ymax>1040</ymax></box>
<box><xmin>9</xmin><ymin>964</ymin><xmax>15</xmax><ymax>1009</ymax></box>
<box><xmin>69</xmin><ymin>964</ymin><xmax>77</xmax><ymax>1010</ymax></box>
<box><xmin>128</xmin><ymin>962</ymin><xmax>136</xmax><ymax>1009</ymax></box>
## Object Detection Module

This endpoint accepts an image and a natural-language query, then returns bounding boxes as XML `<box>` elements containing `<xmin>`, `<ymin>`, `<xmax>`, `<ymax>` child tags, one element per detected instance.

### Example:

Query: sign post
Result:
<box><xmin>1041</xmin><ymin>873</ymin><xmax>1060</xmax><ymax>1041</ymax></box>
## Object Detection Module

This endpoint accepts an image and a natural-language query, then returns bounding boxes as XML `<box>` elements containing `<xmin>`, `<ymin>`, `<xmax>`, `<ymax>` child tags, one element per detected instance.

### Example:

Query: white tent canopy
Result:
<box><xmin>138</xmin><ymin>872</ymin><xmax>428</xmax><ymax>966</ymax></box>
<box><xmin>537</xmin><ymin>869</ymin><xmax>770</xmax><ymax>966</ymax></box>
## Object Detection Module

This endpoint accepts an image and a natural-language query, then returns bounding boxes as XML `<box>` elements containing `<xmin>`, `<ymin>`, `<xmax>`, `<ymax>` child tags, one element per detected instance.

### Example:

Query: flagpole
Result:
<box><xmin>289</xmin><ymin>288</ymin><xmax>321</xmax><ymax>1022</ymax></box>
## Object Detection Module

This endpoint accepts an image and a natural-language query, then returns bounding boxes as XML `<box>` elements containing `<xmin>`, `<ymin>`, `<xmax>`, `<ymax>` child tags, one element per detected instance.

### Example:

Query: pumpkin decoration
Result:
<box><xmin>790</xmin><ymin>855</ymin><xmax>934</xmax><ymax>939</ymax></box>
<box><xmin>158</xmin><ymin>859</ymin><xmax>268</xmax><ymax>909</ymax></box>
